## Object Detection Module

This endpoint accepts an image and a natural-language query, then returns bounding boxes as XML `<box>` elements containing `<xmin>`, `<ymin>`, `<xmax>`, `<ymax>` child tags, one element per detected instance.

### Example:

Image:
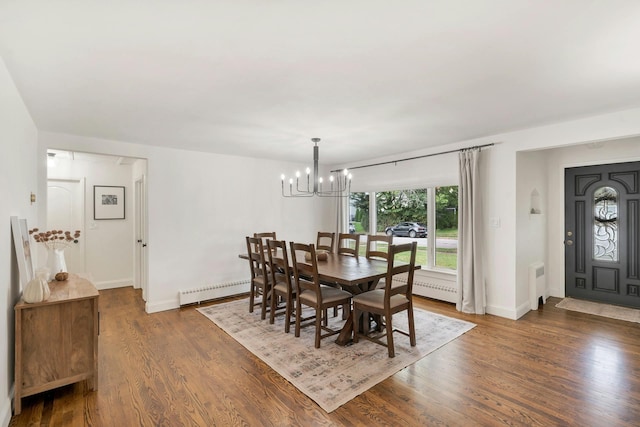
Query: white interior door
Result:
<box><xmin>47</xmin><ymin>178</ymin><xmax>86</xmax><ymax>274</ymax></box>
<box><xmin>134</xmin><ymin>175</ymin><xmax>148</xmax><ymax>300</ymax></box>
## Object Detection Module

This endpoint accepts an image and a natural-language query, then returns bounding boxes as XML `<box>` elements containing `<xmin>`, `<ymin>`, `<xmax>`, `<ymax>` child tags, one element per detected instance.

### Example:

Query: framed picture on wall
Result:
<box><xmin>94</xmin><ymin>185</ymin><xmax>125</xmax><ymax>220</ymax></box>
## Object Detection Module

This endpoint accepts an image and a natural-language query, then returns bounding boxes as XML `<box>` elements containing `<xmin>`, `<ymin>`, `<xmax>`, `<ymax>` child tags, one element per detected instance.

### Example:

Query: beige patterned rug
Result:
<box><xmin>556</xmin><ymin>297</ymin><xmax>640</xmax><ymax>323</ymax></box>
<box><xmin>197</xmin><ymin>299</ymin><xmax>475</xmax><ymax>412</ymax></box>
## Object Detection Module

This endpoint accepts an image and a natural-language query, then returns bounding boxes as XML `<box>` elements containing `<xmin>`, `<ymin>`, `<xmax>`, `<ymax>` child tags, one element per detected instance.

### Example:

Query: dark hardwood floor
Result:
<box><xmin>10</xmin><ymin>287</ymin><xmax>640</xmax><ymax>426</ymax></box>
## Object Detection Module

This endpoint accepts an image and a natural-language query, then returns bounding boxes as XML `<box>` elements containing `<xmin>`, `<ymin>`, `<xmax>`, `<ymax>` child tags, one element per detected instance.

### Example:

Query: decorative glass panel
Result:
<box><xmin>593</xmin><ymin>186</ymin><xmax>618</xmax><ymax>262</ymax></box>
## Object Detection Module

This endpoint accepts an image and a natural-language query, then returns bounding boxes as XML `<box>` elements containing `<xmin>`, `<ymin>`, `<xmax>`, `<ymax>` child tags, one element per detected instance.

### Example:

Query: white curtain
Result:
<box><xmin>335</xmin><ymin>176</ymin><xmax>349</xmax><ymax>237</ymax></box>
<box><xmin>457</xmin><ymin>148</ymin><xmax>485</xmax><ymax>314</ymax></box>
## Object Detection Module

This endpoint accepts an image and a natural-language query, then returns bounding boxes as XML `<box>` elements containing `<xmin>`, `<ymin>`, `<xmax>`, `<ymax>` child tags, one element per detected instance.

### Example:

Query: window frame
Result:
<box><xmin>350</xmin><ymin>185</ymin><xmax>457</xmax><ymax>274</ymax></box>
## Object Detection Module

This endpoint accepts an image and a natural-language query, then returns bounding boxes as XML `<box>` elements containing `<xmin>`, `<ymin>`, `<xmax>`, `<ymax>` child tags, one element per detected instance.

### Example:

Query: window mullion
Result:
<box><xmin>427</xmin><ymin>187</ymin><xmax>436</xmax><ymax>268</ymax></box>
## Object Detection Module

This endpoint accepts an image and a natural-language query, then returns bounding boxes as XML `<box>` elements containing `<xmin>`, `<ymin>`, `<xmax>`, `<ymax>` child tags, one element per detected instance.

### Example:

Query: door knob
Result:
<box><xmin>566</xmin><ymin>240</ymin><xmax>573</xmax><ymax>246</ymax></box>
<box><xmin>567</xmin><ymin>231</ymin><xmax>573</xmax><ymax>237</ymax></box>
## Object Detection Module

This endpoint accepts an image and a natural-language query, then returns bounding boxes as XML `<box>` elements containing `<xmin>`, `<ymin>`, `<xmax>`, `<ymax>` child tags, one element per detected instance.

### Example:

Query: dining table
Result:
<box><xmin>239</xmin><ymin>248</ymin><xmax>420</xmax><ymax>345</ymax></box>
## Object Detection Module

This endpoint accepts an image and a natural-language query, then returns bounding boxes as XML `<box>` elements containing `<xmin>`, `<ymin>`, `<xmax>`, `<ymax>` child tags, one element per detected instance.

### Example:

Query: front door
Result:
<box><xmin>565</xmin><ymin>161</ymin><xmax>640</xmax><ymax>308</ymax></box>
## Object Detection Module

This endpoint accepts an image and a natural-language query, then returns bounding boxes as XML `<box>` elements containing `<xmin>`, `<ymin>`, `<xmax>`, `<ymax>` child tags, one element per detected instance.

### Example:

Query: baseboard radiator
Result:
<box><xmin>393</xmin><ymin>272</ymin><xmax>458</xmax><ymax>304</ymax></box>
<box><xmin>529</xmin><ymin>262</ymin><xmax>546</xmax><ymax>310</ymax></box>
<box><xmin>179</xmin><ymin>279</ymin><xmax>250</xmax><ymax>306</ymax></box>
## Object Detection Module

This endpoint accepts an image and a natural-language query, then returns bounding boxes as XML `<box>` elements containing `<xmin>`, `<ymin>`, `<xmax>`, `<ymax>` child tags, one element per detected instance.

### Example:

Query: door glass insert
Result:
<box><xmin>593</xmin><ymin>186</ymin><xmax>618</xmax><ymax>262</ymax></box>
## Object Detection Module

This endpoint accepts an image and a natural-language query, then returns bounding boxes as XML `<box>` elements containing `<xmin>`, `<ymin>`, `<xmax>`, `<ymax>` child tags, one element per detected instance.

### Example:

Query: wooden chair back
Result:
<box><xmin>245</xmin><ymin>236</ymin><xmax>271</xmax><ymax>318</ymax></box>
<box><xmin>267</xmin><ymin>239</ymin><xmax>296</xmax><ymax>331</ymax></box>
<box><xmin>337</xmin><ymin>233</ymin><xmax>360</xmax><ymax>257</ymax></box>
<box><xmin>365</xmin><ymin>234</ymin><xmax>392</xmax><ymax>260</ymax></box>
<box><xmin>316</xmin><ymin>232</ymin><xmax>335</xmax><ymax>253</ymax></box>
<box><xmin>266</xmin><ymin>239</ymin><xmax>292</xmax><ymax>290</ymax></box>
<box><xmin>290</xmin><ymin>242</ymin><xmax>320</xmax><ymax>298</ymax></box>
<box><xmin>246</xmin><ymin>236</ymin><xmax>268</xmax><ymax>280</ymax></box>
<box><xmin>383</xmin><ymin>241</ymin><xmax>418</xmax><ymax>299</ymax></box>
<box><xmin>253</xmin><ymin>231</ymin><xmax>277</xmax><ymax>251</ymax></box>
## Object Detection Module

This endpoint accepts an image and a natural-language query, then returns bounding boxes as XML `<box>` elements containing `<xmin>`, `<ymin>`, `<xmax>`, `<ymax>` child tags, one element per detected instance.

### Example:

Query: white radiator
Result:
<box><xmin>529</xmin><ymin>262</ymin><xmax>546</xmax><ymax>310</ymax></box>
<box><xmin>179</xmin><ymin>280</ymin><xmax>250</xmax><ymax>306</ymax></box>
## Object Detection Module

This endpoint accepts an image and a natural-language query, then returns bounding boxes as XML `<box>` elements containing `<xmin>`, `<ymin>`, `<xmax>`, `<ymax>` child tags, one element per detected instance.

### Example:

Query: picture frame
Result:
<box><xmin>11</xmin><ymin>216</ymin><xmax>34</xmax><ymax>288</ymax></box>
<box><xmin>94</xmin><ymin>185</ymin><xmax>126</xmax><ymax>220</ymax></box>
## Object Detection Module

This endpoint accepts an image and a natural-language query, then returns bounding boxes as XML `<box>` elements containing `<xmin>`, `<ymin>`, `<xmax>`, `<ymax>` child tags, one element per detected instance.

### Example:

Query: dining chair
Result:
<box><xmin>266</xmin><ymin>239</ymin><xmax>296</xmax><ymax>333</ymax></box>
<box><xmin>245</xmin><ymin>236</ymin><xmax>272</xmax><ymax>320</ymax></box>
<box><xmin>337</xmin><ymin>233</ymin><xmax>360</xmax><ymax>257</ymax></box>
<box><xmin>352</xmin><ymin>241</ymin><xmax>417</xmax><ymax>357</ymax></box>
<box><xmin>316</xmin><ymin>232</ymin><xmax>335</xmax><ymax>253</ymax></box>
<box><xmin>290</xmin><ymin>242</ymin><xmax>353</xmax><ymax>348</ymax></box>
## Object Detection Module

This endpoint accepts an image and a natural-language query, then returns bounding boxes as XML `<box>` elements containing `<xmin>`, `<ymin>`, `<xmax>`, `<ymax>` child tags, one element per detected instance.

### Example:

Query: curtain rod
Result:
<box><xmin>331</xmin><ymin>142</ymin><xmax>496</xmax><ymax>173</ymax></box>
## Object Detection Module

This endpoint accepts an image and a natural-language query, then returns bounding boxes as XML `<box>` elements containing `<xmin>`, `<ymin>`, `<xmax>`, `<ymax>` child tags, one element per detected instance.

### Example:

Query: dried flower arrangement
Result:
<box><xmin>29</xmin><ymin>228</ymin><xmax>81</xmax><ymax>250</ymax></box>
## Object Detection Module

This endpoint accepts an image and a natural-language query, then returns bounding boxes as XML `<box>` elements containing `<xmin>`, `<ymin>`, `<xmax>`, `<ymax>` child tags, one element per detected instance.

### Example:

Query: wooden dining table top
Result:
<box><xmin>239</xmin><ymin>250</ymin><xmax>419</xmax><ymax>289</ymax></box>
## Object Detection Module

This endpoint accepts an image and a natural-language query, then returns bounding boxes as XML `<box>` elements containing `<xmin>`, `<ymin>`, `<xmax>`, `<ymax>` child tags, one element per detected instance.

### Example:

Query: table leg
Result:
<box><xmin>335</xmin><ymin>315</ymin><xmax>353</xmax><ymax>346</ymax></box>
<box><xmin>335</xmin><ymin>279</ymin><xmax>378</xmax><ymax>346</ymax></box>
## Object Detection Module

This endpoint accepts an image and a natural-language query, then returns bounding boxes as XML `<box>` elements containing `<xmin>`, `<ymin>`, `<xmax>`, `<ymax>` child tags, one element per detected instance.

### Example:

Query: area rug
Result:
<box><xmin>556</xmin><ymin>297</ymin><xmax>640</xmax><ymax>323</ymax></box>
<box><xmin>197</xmin><ymin>299</ymin><xmax>475</xmax><ymax>412</ymax></box>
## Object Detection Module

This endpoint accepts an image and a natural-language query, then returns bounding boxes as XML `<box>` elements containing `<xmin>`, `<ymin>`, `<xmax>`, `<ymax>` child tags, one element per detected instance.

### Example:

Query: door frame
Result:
<box><xmin>134</xmin><ymin>174</ymin><xmax>148</xmax><ymax>301</ymax></box>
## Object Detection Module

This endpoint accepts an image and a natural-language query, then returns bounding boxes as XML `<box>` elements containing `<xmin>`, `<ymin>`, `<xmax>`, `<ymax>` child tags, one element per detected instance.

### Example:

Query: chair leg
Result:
<box><xmin>260</xmin><ymin>286</ymin><xmax>268</xmax><ymax>320</ymax></box>
<box><xmin>269</xmin><ymin>291</ymin><xmax>277</xmax><ymax>324</ymax></box>
<box><xmin>295</xmin><ymin>299</ymin><xmax>302</xmax><ymax>338</ymax></box>
<box><xmin>249</xmin><ymin>283</ymin><xmax>255</xmax><ymax>313</ymax></box>
<box><xmin>386</xmin><ymin>314</ymin><xmax>395</xmax><ymax>358</ymax></box>
<box><xmin>284</xmin><ymin>295</ymin><xmax>292</xmax><ymax>333</ymax></box>
<box><xmin>315</xmin><ymin>308</ymin><xmax>322</xmax><ymax>348</ymax></box>
<box><xmin>407</xmin><ymin>304</ymin><xmax>416</xmax><ymax>347</ymax></box>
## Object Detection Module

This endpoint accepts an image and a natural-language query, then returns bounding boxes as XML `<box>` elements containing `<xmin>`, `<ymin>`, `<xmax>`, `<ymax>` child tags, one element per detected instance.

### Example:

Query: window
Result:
<box><xmin>593</xmin><ymin>186</ymin><xmax>618</xmax><ymax>262</ymax></box>
<box><xmin>350</xmin><ymin>186</ymin><xmax>458</xmax><ymax>272</ymax></box>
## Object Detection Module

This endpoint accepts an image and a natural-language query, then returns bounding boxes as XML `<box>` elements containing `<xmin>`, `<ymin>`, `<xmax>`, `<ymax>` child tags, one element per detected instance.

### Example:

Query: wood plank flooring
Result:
<box><xmin>10</xmin><ymin>287</ymin><xmax>640</xmax><ymax>426</ymax></box>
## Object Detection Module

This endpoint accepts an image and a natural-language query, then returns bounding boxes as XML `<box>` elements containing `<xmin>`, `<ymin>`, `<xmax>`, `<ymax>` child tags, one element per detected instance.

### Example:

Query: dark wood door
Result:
<box><xmin>565</xmin><ymin>161</ymin><xmax>640</xmax><ymax>308</ymax></box>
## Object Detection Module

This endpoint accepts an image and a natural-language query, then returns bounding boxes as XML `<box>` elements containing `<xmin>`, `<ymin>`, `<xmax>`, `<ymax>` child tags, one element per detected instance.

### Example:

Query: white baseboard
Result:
<box><xmin>94</xmin><ymin>278</ymin><xmax>133</xmax><ymax>290</ymax></box>
<box><xmin>486</xmin><ymin>303</ymin><xmax>518</xmax><ymax>320</ymax></box>
<box><xmin>146</xmin><ymin>299</ymin><xmax>178</xmax><ymax>313</ymax></box>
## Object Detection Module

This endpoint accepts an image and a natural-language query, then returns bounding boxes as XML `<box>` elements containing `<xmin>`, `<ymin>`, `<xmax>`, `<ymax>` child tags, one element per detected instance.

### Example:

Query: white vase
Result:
<box><xmin>47</xmin><ymin>247</ymin><xmax>67</xmax><ymax>277</ymax></box>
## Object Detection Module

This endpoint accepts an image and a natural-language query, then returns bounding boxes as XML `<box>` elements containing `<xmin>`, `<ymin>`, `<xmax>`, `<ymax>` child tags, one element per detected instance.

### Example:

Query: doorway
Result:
<box><xmin>565</xmin><ymin>161</ymin><xmax>640</xmax><ymax>308</ymax></box>
<box><xmin>46</xmin><ymin>150</ymin><xmax>148</xmax><ymax>296</ymax></box>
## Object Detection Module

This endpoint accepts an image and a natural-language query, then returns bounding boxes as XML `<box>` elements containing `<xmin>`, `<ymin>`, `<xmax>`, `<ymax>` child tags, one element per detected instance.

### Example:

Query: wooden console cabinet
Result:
<box><xmin>14</xmin><ymin>275</ymin><xmax>99</xmax><ymax>415</ymax></box>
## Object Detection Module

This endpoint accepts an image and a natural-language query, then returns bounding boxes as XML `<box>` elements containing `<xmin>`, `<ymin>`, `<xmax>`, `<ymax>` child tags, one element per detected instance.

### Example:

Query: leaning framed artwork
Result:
<box><xmin>94</xmin><ymin>185</ymin><xmax>125</xmax><ymax>220</ymax></box>
<box><xmin>11</xmin><ymin>216</ymin><xmax>34</xmax><ymax>287</ymax></box>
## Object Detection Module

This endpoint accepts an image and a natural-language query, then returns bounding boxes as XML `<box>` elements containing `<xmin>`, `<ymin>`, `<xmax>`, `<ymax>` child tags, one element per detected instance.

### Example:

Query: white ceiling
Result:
<box><xmin>2</xmin><ymin>1</ymin><xmax>640</xmax><ymax>165</ymax></box>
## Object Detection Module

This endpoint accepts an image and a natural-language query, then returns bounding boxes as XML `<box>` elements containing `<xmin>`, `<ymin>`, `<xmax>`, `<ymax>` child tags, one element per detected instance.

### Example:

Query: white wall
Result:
<box><xmin>47</xmin><ymin>156</ymin><xmax>135</xmax><ymax>288</ymax></box>
<box><xmin>0</xmin><ymin>57</ymin><xmax>38</xmax><ymax>427</ymax></box>
<box><xmin>515</xmin><ymin>151</ymin><xmax>547</xmax><ymax>315</ymax></box>
<box><xmin>39</xmin><ymin>131</ymin><xmax>332</xmax><ymax>313</ymax></box>
<box><xmin>542</xmin><ymin>136</ymin><xmax>640</xmax><ymax>301</ymax></box>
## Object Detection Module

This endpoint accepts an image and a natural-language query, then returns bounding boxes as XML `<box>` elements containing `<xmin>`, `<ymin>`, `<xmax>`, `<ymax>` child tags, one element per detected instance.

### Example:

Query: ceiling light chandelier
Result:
<box><xmin>281</xmin><ymin>138</ymin><xmax>352</xmax><ymax>197</ymax></box>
